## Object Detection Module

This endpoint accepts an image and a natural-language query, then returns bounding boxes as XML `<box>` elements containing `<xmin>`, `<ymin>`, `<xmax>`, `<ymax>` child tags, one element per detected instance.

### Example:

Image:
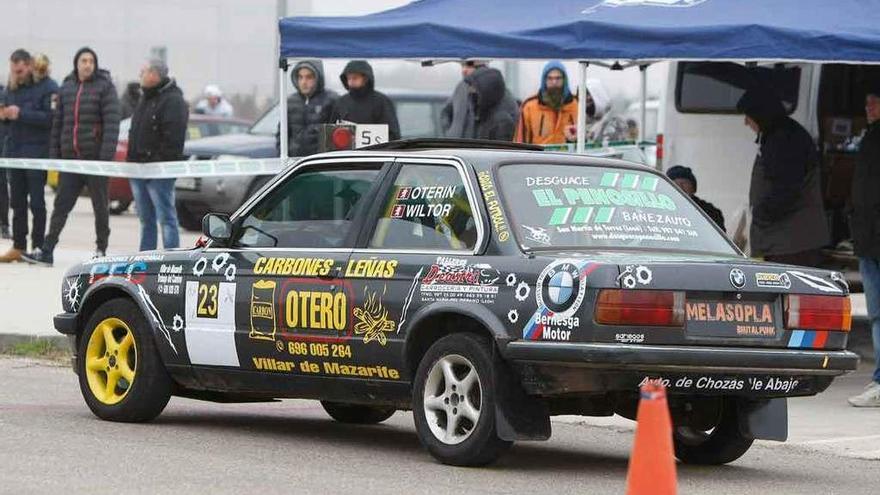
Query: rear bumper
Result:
<box><xmin>53</xmin><ymin>312</ymin><xmax>78</xmax><ymax>335</ymax></box>
<box><xmin>502</xmin><ymin>341</ymin><xmax>859</xmax><ymax>375</ymax></box>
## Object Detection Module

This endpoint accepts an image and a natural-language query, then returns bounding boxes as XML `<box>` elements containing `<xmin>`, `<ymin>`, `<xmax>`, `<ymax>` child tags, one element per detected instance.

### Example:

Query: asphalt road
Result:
<box><xmin>1</xmin><ymin>357</ymin><xmax>877</xmax><ymax>495</ymax></box>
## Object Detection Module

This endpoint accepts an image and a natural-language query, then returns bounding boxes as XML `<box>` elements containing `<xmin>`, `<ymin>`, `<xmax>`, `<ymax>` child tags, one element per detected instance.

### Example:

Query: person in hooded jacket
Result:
<box><xmin>0</xmin><ymin>50</ymin><xmax>58</xmax><ymax>263</ymax></box>
<box><xmin>515</xmin><ymin>60</ymin><xmax>579</xmax><ymax>145</ymax></box>
<box><xmin>441</xmin><ymin>61</ymin><xmax>519</xmax><ymax>139</ymax></box>
<box><xmin>21</xmin><ymin>47</ymin><xmax>120</xmax><ymax>267</ymax></box>
<box><xmin>736</xmin><ymin>88</ymin><xmax>828</xmax><ymax>267</ymax></box>
<box><xmin>127</xmin><ymin>59</ymin><xmax>188</xmax><ymax>252</ymax></box>
<box><xmin>463</xmin><ymin>67</ymin><xmax>516</xmax><ymax>141</ymax></box>
<box><xmin>328</xmin><ymin>60</ymin><xmax>400</xmax><ymax>141</ymax></box>
<box><xmin>847</xmin><ymin>85</ymin><xmax>880</xmax><ymax>407</ymax></box>
<box><xmin>278</xmin><ymin>60</ymin><xmax>337</xmax><ymax>157</ymax></box>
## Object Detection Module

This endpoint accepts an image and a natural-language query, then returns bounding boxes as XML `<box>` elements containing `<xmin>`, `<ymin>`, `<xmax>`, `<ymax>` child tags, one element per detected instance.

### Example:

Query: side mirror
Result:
<box><xmin>202</xmin><ymin>213</ymin><xmax>233</xmax><ymax>244</ymax></box>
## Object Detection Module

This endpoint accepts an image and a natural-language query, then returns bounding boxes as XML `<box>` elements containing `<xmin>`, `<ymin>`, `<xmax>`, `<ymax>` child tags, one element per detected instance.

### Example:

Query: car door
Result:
<box><xmin>347</xmin><ymin>158</ymin><xmax>487</xmax><ymax>379</ymax></box>
<box><xmin>184</xmin><ymin>157</ymin><xmax>390</xmax><ymax>390</ymax></box>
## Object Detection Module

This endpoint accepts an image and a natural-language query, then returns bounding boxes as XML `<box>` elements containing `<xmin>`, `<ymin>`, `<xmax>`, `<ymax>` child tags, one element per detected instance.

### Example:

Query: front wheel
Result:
<box><xmin>412</xmin><ymin>333</ymin><xmax>512</xmax><ymax>466</ymax></box>
<box><xmin>320</xmin><ymin>401</ymin><xmax>396</xmax><ymax>424</ymax></box>
<box><xmin>673</xmin><ymin>398</ymin><xmax>754</xmax><ymax>465</ymax></box>
<box><xmin>77</xmin><ymin>298</ymin><xmax>172</xmax><ymax>422</ymax></box>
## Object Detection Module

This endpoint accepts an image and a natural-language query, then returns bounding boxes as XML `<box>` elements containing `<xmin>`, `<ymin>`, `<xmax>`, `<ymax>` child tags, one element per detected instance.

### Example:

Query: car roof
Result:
<box><xmin>303</xmin><ymin>146</ymin><xmax>658</xmax><ymax>174</ymax></box>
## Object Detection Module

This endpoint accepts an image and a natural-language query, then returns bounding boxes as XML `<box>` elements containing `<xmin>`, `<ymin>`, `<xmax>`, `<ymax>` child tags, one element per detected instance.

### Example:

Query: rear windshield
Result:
<box><xmin>496</xmin><ymin>164</ymin><xmax>736</xmax><ymax>255</ymax></box>
<box><xmin>676</xmin><ymin>61</ymin><xmax>801</xmax><ymax>114</ymax></box>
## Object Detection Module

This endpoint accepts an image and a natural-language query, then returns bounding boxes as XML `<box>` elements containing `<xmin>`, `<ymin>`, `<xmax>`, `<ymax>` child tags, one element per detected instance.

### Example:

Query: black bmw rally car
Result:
<box><xmin>54</xmin><ymin>139</ymin><xmax>857</xmax><ymax>466</ymax></box>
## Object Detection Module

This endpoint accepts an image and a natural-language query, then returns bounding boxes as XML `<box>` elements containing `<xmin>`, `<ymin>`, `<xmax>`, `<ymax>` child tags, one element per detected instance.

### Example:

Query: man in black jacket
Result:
<box><xmin>127</xmin><ymin>59</ymin><xmax>188</xmax><ymax>251</ymax></box>
<box><xmin>22</xmin><ymin>47</ymin><xmax>120</xmax><ymax>266</ymax></box>
<box><xmin>279</xmin><ymin>60</ymin><xmax>337</xmax><ymax>157</ymax></box>
<box><xmin>464</xmin><ymin>67</ymin><xmax>516</xmax><ymax>141</ymax></box>
<box><xmin>736</xmin><ymin>88</ymin><xmax>828</xmax><ymax>267</ymax></box>
<box><xmin>442</xmin><ymin>61</ymin><xmax>519</xmax><ymax>139</ymax></box>
<box><xmin>848</xmin><ymin>86</ymin><xmax>880</xmax><ymax>407</ymax></box>
<box><xmin>665</xmin><ymin>165</ymin><xmax>725</xmax><ymax>232</ymax></box>
<box><xmin>329</xmin><ymin>60</ymin><xmax>400</xmax><ymax>141</ymax></box>
<box><xmin>0</xmin><ymin>49</ymin><xmax>58</xmax><ymax>263</ymax></box>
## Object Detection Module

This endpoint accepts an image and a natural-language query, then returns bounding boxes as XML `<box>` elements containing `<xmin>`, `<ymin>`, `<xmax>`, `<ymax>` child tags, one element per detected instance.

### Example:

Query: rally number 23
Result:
<box><xmin>197</xmin><ymin>283</ymin><xmax>219</xmax><ymax>318</ymax></box>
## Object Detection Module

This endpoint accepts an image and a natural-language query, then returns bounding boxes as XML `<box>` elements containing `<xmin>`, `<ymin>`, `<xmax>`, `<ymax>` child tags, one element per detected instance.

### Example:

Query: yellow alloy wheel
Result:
<box><xmin>84</xmin><ymin>317</ymin><xmax>137</xmax><ymax>405</ymax></box>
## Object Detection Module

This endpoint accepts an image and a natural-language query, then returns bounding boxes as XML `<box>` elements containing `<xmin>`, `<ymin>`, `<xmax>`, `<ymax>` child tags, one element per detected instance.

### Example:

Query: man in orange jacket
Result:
<box><xmin>514</xmin><ymin>60</ymin><xmax>579</xmax><ymax>145</ymax></box>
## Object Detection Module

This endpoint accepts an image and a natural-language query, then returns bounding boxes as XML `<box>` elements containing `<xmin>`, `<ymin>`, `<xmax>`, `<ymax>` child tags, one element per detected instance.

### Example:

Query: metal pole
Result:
<box><xmin>639</xmin><ymin>64</ymin><xmax>648</xmax><ymax>143</ymax></box>
<box><xmin>278</xmin><ymin>56</ymin><xmax>289</xmax><ymax>160</ymax></box>
<box><xmin>576</xmin><ymin>61</ymin><xmax>588</xmax><ymax>154</ymax></box>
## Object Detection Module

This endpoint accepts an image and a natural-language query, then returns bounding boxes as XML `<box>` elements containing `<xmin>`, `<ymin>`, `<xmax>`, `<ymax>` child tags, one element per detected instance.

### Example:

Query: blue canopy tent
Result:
<box><xmin>277</xmin><ymin>0</ymin><xmax>880</xmax><ymax>154</ymax></box>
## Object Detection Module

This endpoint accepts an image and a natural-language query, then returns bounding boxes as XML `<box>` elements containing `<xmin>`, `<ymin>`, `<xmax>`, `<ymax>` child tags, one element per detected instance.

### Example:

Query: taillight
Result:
<box><xmin>785</xmin><ymin>294</ymin><xmax>851</xmax><ymax>332</ymax></box>
<box><xmin>595</xmin><ymin>289</ymin><xmax>684</xmax><ymax>327</ymax></box>
<box><xmin>655</xmin><ymin>133</ymin><xmax>664</xmax><ymax>167</ymax></box>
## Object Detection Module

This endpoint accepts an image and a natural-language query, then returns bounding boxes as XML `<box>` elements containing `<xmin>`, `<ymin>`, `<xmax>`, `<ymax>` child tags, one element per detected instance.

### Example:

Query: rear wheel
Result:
<box><xmin>320</xmin><ymin>401</ymin><xmax>396</xmax><ymax>424</ymax></box>
<box><xmin>412</xmin><ymin>333</ymin><xmax>512</xmax><ymax>466</ymax></box>
<box><xmin>77</xmin><ymin>298</ymin><xmax>172</xmax><ymax>422</ymax></box>
<box><xmin>673</xmin><ymin>398</ymin><xmax>754</xmax><ymax>465</ymax></box>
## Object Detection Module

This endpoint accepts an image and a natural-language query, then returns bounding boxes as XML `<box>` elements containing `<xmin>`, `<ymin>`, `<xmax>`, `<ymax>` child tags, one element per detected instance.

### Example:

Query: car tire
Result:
<box><xmin>673</xmin><ymin>398</ymin><xmax>754</xmax><ymax>465</ymax></box>
<box><xmin>320</xmin><ymin>401</ymin><xmax>396</xmax><ymax>424</ymax></box>
<box><xmin>177</xmin><ymin>204</ymin><xmax>203</xmax><ymax>232</ymax></box>
<box><xmin>77</xmin><ymin>298</ymin><xmax>172</xmax><ymax>422</ymax></box>
<box><xmin>412</xmin><ymin>333</ymin><xmax>512</xmax><ymax>466</ymax></box>
<box><xmin>108</xmin><ymin>199</ymin><xmax>131</xmax><ymax>215</ymax></box>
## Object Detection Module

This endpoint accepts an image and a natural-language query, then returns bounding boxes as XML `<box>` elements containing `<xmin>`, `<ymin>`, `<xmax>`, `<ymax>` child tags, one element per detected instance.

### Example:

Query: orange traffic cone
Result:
<box><xmin>625</xmin><ymin>382</ymin><xmax>677</xmax><ymax>495</ymax></box>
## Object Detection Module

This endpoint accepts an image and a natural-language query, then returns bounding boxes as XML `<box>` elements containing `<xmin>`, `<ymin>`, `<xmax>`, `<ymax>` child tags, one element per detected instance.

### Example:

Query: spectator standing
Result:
<box><xmin>329</xmin><ymin>60</ymin><xmax>400</xmax><ymax>141</ymax></box>
<box><xmin>515</xmin><ymin>60</ymin><xmax>578</xmax><ymax>145</ymax></box>
<box><xmin>441</xmin><ymin>61</ymin><xmax>519</xmax><ymax>139</ymax></box>
<box><xmin>0</xmin><ymin>83</ymin><xmax>9</xmax><ymax>239</ymax></box>
<box><xmin>119</xmin><ymin>81</ymin><xmax>141</xmax><ymax>120</ymax></box>
<box><xmin>736</xmin><ymin>88</ymin><xmax>828</xmax><ymax>267</ymax></box>
<box><xmin>847</xmin><ymin>86</ymin><xmax>880</xmax><ymax>407</ymax></box>
<box><xmin>195</xmin><ymin>84</ymin><xmax>234</xmax><ymax>117</ymax></box>
<box><xmin>279</xmin><ymin>60</ymin><xmax>337</xmax><ymax>157</ymax></box>
<box><xmin>0</xmin><ymin>50</ymin><xmax>57</xmax><ymax>263</ymax></box>
<box><xmin>126</xmin><ymin>59</ymin><xmax>188</xmax><ymax>251</ymax></box>
<box><xmin>666</xmin><ymin>165</ymin><xmax>726</xmax><ymax>232</ymax></box>
<box><xmin>464</xmin><ymin>67</ymin><xmax>516</xmax><ymax>141</ymax></box>
<box><xmin>21</xmin><ymin>47</ymin><xmax>120</xmax><ymax>266</ymax></box>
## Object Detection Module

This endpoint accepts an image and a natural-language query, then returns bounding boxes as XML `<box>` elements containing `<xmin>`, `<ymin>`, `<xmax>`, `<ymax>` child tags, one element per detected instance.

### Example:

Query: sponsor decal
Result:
<box><xmin>185</xmin><ymin>281</ymin><xmax>238</xmax><ymax>366</ymax></box>
<box><xmin>638</xmin><ymin>374</ymin><xmax>801</xmax><ymax>394</ymax></box>
<box><xmin>396</xmin><ymin>185</ymin><xmax>457</xmax><ymax>201</ymax></box>
<box><xmin>686</xmin><ymin>300</ymin><xmax>776</xmax><ymax>338</ymax></box>
<box><xmin>249</xmin><ymin>280</ymin><xmax>277</xmax><ymax>342</ymax></box>
<box><xmin>523</xmin><ymin>260</ymin><xmax>600</xmax><ymax>341</ymax></box>
<box><xmin>419</xmin><ymin>257</ymin><xmax>500</xmax><ymax>304</ymax></box>
<box><xmin>477</xmin><ymin>171</ymin><xmax>510</xmax><ymax>242</ymax></box>
<box><xmin>390</xmin><ymin>202</ymin><xmax>452</xmax><ymax>219</ymax></box>
<box><xmin>617</xmin><ymin>264</ymin><xmax>653</xmax><ymax>289</ymax></box>
<box><xmin>285</xmin><ymin>341</ymin><xmax>352</xmax><ymax>360</ymax></box>
<box><xmin>344</xmin><ymin>258</ymin><xmax>397</xmax><ymax>279</ymax></box>
<box><xmin>278</xmin><ymin>278</ymin><xmax>354</xmax><ymax>343</ymax></box>
<box><xmin>522</xmin><ymin>225</ymin><xmax>551</xmax><ymax>245</ymax></box>
<box><xmin>157</xmin><ymin>264</ymin><xmax>184</xmax><ymax>295</ymax></box>
<box><xmin>788</xmin><ymin>270</ymin><xmax>844</xmax><ymax>294</ymax></box>
<box><xmin>390</xmin><ymin>185</ymin><xmax>457</xmax><ymax>219</ymax></box>
<box><xmin>729</xmin><ymin>268</ymin><xmax>746</xmax><ymax>289</ymax></box>
<box><xmin>252</xmin><ymin>356</ymin><xmax>295</xmax><ymax>373</ymax></box>
<box><xmin>525</xmin><ymin>176</ymin><xmax>592</xmax><ymax>187</ymax></box>
<box><xmin>755</xmin><ymin>272</ymin><xmax>791</xmax><ymax>290</ymax></box>
<box><xmin>253</xmin><ymin>257</ymin><xmax>334</xmax><ymax>277</ymax></box>
<box><xmin>615</xmin><ymin>333</ymin><xmax>645</xmax><ymax>344</ymax></box>
<box><xmin>89</xmin><ymin>261</ymin><xmax>147</xmax><ymax>284</ymax></box>
<box><xmin>353</xmin><ymin>286</ymin><xmax>397</xmax><ymax>346</ymax></box>
<box><xmin>787</xmin><ymin>329</ymin><xmax>830</xmax><ymax>349</ymax></box>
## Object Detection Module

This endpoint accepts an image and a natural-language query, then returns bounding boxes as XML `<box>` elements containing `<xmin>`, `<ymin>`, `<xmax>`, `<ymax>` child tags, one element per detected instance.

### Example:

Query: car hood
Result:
<box><xmin>184</xmin><ymin>133</ymin><xmax>277</xmax><ymax>158</ymax></box>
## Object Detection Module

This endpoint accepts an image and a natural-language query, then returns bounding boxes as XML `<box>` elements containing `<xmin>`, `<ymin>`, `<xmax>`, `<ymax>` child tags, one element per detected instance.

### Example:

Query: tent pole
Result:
<box><xmin>639</xmin><ymin>64</ymin><xmax>647</xmax><ymax>143</ymax></box>
<box><xmin>576</xmin><ymin>61</ymin><xmax>588</xmax><ymax>154</ymax></box>
<box><xmin>278</xmin><ymin>57</ymin><xmax>289</xmax><ymax>161</ymax></box>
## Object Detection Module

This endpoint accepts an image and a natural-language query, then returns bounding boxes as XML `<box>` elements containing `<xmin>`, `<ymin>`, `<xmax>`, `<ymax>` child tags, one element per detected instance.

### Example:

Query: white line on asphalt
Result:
<box><xmin>799</xmin><ymin>434</ymin><xmax>880</xmax><ymax>445</ymax></box>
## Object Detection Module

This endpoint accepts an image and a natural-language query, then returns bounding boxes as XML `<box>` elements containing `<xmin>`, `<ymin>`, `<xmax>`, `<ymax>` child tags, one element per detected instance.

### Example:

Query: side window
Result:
<box><xmin>369</xmin><ymin>163</ymin><xmax>477</xmax><ymax>251</ymax></box>
<box><xmin>675</xmin><ymin>61</ymin><xmax>801</xmax><ymax>114</ymax></box>
<box><xmin>235</xmin><ymin>166</ymin><xmax>381</xmax><ymax>248</ymax></box>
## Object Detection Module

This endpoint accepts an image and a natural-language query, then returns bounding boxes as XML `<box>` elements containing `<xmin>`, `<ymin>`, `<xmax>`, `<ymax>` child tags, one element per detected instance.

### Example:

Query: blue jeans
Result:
<box><xmin>859</xmin><ymin>257</ymin><xmax>880</xmax><ymax>383</ymax></box>
<box><xmin>130</xmin><ymin>178</ymin><xmax>180</xmax><ymax>251</ymax></box>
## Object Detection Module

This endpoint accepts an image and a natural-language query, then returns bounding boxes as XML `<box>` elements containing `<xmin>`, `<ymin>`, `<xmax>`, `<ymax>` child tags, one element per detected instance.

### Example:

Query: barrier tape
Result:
<box><xmin>0</xmin><ymin>157</ymin><xmax>286</xmax><ymax>179</ymax></box>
